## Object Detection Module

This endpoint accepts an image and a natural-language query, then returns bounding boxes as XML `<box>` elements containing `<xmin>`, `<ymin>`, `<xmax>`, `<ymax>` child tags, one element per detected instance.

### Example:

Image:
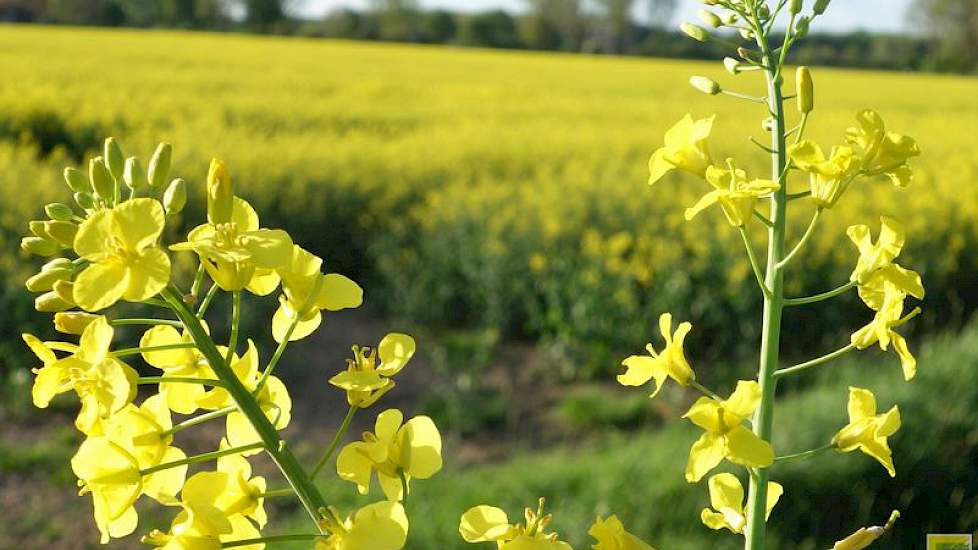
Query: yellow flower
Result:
<box><xmin>700</xmin><ymin>473</ymin><xmax>782</xmax><ymax>535</ymax></box>
<box><xmin>459</xmin><ymin>499</ymin><xmax>573</xmax><ymax>550</ymax></box>
<box><xmin>684</xmin><ymin>161</ymin><xmax>780</xmax><ymax>227</ymax></box>
<box><xmin>336</xmin><ymin>408</ymin><xmax>442</xmax><ymax>501</ymax></box>
<box><xmin>29</xmin><ymin>316</ymin><xmax>138</xmax><ymax>434</ymax></box>
<box><xmin>683</xmin><ymin>380</ymin><xmax>774</xmax><ymax>482</ymax></box>
<box><xmin>171</xmin><ymin>187</ymin><xmax>293</xmax><ymax>293</ymax></box>
<box><xmin>618</xmin><ymin>313</ymin><xmax>694</xmax><ymax>397</ymax></box>
<box><xmin>272</xmin><ymin>244</ymin><xmax>363</xmax><ymax>343</ymax></box>
<box><xmin>788</xmin><ymin>141</ymin><xmax>858</xmax><ymax>208</ymax></box>
<box><xmin>329</xmin><ymin>333</ymin><xmax>416</xmax><ymax>408</ymax></box>
<box><xmin>143</xmin><ymin>501</ymin><xmax>259</xmax><ymax>550</ymax></box>
<box><xmin>851</xmin><ymin>278</ymin><xmax>921</xmax><ymax>381</ymax></box>
<box><xmin>140</xmin><ymin>325</ymin><xmax>215</xmax><ymax>414</ymax></box>
<box><xmin>847</xmin><ymin>217</ymin><xmax>907</xmax><ymax>284</ymax></box>
<box><xmin>105</xmin><ymin>393</ymin><xmax>188</xmax><ymax>504</ymax></box>
<box><xmin>589</xmin><ymin>514</ymin><xmax>656</xmax><ymax>550</ymax></box>
<box><xmin>72</xmin><ymin>198</ymin><xmax>171</xmax><ymax>311</ymax></box>
<box><xmin>832</xmin><ymin>387</ymin><xmax>901</xmax><ymax>477</ymax></box>
<box><xmin>648</xmin><ymin>114</ymin><xmax>715</xmax><ymax>185</ymax></box>
<box><xmin>180</xmin><ymin>453</ymin><xmax>267</xmax><ymax>529</ymax></box>
<box><xmin>845</xmin><ymin>110</ymin><xmax>920</xmax><ymax>187</ymax></box>
<box><xmin>215</xmin><ymin>341</ymin><xmax>292</xmax><ymax>453</ymax></box>
<box><xmin>316</xmin><ymin>501</ymin><xmax>409</xmax><ymax>550</ymax></box>
<box><xmin>832</xmin><ymin>511</ymin><xmax>900</xmax><ymax>550</ymax></box>
<box><xmin>71</xmin><ymin>436</ymin><xmax>142</xmax><ymax>543</ymax></box>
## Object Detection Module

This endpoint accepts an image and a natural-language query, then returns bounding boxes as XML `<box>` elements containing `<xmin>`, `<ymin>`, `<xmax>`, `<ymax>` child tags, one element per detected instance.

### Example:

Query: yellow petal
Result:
<box><xmin>318</xmin><ymin>273</ymin><xmax>364</xmax><ymax>311</ymax></box>
<box><xmin>143</xmin><ymin>446</ymin><xmax>188</xmax><ymax>504</ymax></box>
<box><xmin>707</xmin><ymin>473</ymin><xmax>744</xmax><ymax>513</ymax></box>
<box><xmin>398</xmin><ymin>415</ymin><xmax>443</xmax><ymax>479</ymax></box>
<box><xmin>724</xmin><ymin>426</ymin><xmax>774</xmax><ymax>468</ymax></box>
<box><xmin>617</xmin><ymin>355</ymin><xmax>659</xmax><ymax>387</ymax></box>
<box><xmin>344</xmin><ymin>501</ymin><xmax>409</xmax><ymax>550</ymax></box>
<box><xmin>889</xmin><ymin>332</ymin><xmax>916</xmax><ymax>381</ymax></box>
<box><xmin>722</xmin><ymin>380</ymin><xmax>762</xmax><ymax>421</ymax></box>
<box><xmin>459</xmin><ymin>505</ymin><xmax>511</xmax><ymax>542</ymax></box>
<box><xmin>685</xmin><ymin>432</ymin><xmax>725</xmax><ymax>482</ymax></box>
<box><xmin>73</xmin><ymin>210</ymin><xmax>112</xmax><ymax>260</ymax></box>
<box><xmin>240</xmin><ymin>229</ymin><xmax>294</xmax><ymax>269</ymax></box>
<box><xmin>337</xmin><ymin>443</ymin><xmax>378</xmax><ymax>494</ymax></box>
<box><xmin>80</xmin><ymin>315</ymin><xmax>114</xmax><ymax>363</ymax></box>
<box><xmin>683</xmin><ymin>397</ymin><xmax>722</xmax><ymax>432</ymax></box>
<box><xmin>765</xmin><ymin>482</ymin><xmax>784</xmax><ymax>520</ymax></box>
<box><xmin>330</xmin><ymin>370</ymin><xmax>387</xmax><ymax>392</ymax></box>
<box><xmin>74</xmin><ymin>262</ymin><xmax>129</xmax><ymax>312</ymax></box>
<box><xmin>377</xmin><ymin>333</ymin><xmax>415</xmax><ymax>377</ymax></box>
<box><xmin>123</xmin><ymin>247</ymin><xmax>171</xmax><ymax>302</ymax></box>
<box><xmin>140</xmin><ymin>326</ymin><xmax>195</xmax><ymax>369</ymax></box>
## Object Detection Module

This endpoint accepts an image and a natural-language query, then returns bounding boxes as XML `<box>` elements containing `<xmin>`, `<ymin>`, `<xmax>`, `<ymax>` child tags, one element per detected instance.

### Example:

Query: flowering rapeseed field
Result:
<box><xmin>2</xmin><ymin>25</ymin><xmax>978</xmax><ymax>373</ymax></box>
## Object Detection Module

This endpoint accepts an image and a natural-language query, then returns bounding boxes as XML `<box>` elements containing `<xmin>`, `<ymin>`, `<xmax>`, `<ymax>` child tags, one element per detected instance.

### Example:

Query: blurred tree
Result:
<box><xmin>459</xmin><ymin>10</ymin><xmax>519</xmax><ymax>49</ymax></box>
<box><xmin>594</xmin><ymin>0</ymin><xmax>633</xmax><ymax>53</ymax></box>
<box><xmin>243</xmin><ymin>0</ymin><xmax>284</xmax><ymax>29</ymax></box>
<box><xmin>520</xmin><ymin>0</ymin><xmax>582</xmax><ymax>51</ymax></box>
<box><xmin>370</xmin><ymin>0</ymin><xmax>421</xmax><ymax>42</ymax></box>
<box><xmin>420</xmin><ymin>9</ymin><xmax>457</xmax><ymax>43</ymax></box>
<box><xmin>644</xmin><ymin>0</ymin><xmax>676</xmax><ymax>28</ymax></box>
<box><xmin>911</xmin><ymin>0</ymin><xmax>978</xmax><ymax>72</ymax></box>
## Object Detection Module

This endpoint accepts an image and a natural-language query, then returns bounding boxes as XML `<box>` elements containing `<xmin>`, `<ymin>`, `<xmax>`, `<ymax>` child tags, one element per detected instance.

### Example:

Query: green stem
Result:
<box><xmin>739</xmin><ymin>226</ymin><xmax>772</xmax><ymax>299</ymax></box>
<box><xmin>784</xmin><ymin>281</ymin><xmax>857</xmax><ymax>306</ymax></box>
<box><xmin>689</xmin><ymin>380</ymin><xmax>722</xmax><ymax>401</ymax></box>
<box><xmin>774</xmin><ymin>443</ymin><xmax>834</xmax><ymax>464</ymax></box>
<box><xmin>161</xmin><ymin>406</ymin><xmax>236</xmax><ymax>437</ymax></box>
<box><xmin>190</xmin><ymin>264</ymin><xmax>206</xmax><ymax>298</ymax></box>
<box><xmin>776</xmin><ymin>208</ymin><xmax>821</xmax><ymax>269</ymax></box>
<box><xmin>138</xmin><ymin>376</ymin><xmax>224</xmax><ymax>387</ymax></box>
<box><xmin>113</xmin><ymin>342</ymin><xmax>197</xmax><ymax>357</ymax></box>
<box><xmin>222</xmin><ymin>535</ymin><xmax>321</xmax><ymax>548</ymax></box>
<box><xmin>744</xmin><ymin>8</ymin><xmax>788</xmax><ymax>549</ymax></box>
<box><xmin>721</xmin><ymin>90</ymin><xmax>767</xmax><ymax>103</ymax></box>
<box><xmin>258</xmin><ymin>488</ymin><xmax>296</xmax><ymax>499</ymax></box>
<box><xmin>226</xmin><ymin>290</ymin><xmax>240</xmax><ymax>364</ymax></box>
<box><xmin>161</xmin><ymin>287</ymin><xmax>328</xmax><ymax>530</ymax></box>
<box><xmin>197</xmin><ymin>283</ymin><xmax>219</xmax><ymax>318</ymax></box>
<box><xmin>140</xmin><ymin>442</ymin><xmax>264</xmax><ymax>476</ymax></box>
<box><xmin>110</xmin><ymin>318</ymin><xmax>183</xmax><ymax>328</ymax></box>
<box><xmin>312</xmin><ymin>404</ymin><xmax>358</xmax><ymax>478</ymax></box>
<box><xmin>399</xmin><ymin>470</ymin><xmax>409</xmax><ymax>504</ymax></box>
<box><xmin>772</xmin><ymin>344</ymin><xmax>856</xmax><ymax>379</ymax></box>
<box><xmin>255</xmin><ymin>275</ymin><xmax>324</xmax><ymax>393</ymax></box>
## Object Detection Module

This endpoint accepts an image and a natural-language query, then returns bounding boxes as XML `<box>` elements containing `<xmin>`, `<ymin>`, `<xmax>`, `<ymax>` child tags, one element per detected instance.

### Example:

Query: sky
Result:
<box><xmin>296</xmin><ymin>0</ymin><xmax>913</xmax><ymax>33</ymax></box>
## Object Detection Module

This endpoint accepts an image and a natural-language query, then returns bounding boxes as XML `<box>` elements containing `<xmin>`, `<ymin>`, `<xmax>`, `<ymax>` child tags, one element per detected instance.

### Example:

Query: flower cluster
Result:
<box><xmin>21</xmin><ymin>138</ymin><xmax>441</xmax><ymax>549</ymax></box>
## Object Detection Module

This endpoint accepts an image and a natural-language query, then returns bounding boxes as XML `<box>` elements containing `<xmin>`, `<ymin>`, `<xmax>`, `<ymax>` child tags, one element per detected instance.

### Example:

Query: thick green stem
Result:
<box><xmin>312</xmin><ymin>404</ymin><xmax>358</xmax><ymax>478</ymax></box>
<box><xmin>161</xmin><ymin>287</ymin><xmax>328</xmax><ymax>531</ymax></box>
<box><xmin>744</xmin><ymin>13</ymin><xmax>788</xmax><ymax>550</ymax></box>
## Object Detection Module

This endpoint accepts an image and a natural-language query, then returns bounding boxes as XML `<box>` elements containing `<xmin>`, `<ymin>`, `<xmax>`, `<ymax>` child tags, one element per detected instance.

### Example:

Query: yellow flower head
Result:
<box><xmin>140</xmin><ymin>325</ymin><xmax>215</xmax><ymax>414</ymax></box>
<box><xmin>72</xmin><ymin>198</ymin><xmax>171</xmax><ymax>311</ymax></box>
<box><xmin>832</xmin><ymin>387</ymin><xmax>901</xmax><ymax>477</ymax></box>
<box><xmin>618</xmin><ymin>313</ymin><xmax>694</xmax><ymax>397</ymax></box>
<box><xmin>649</xmin><ymin>114</ymin><xmax>715</xmax><ymax>185</ymax></box>
<box><xmin>847</xmin><ymin>217</ymin><xmax>906</xmax><ymax>284</ymax></box>
<box><xmin>683</xmin><ymin>380</ymin><xmax>774</xmax><ymax>482</ymax></box>
<box><xmin>171</xmin><ymin>193</ymin><xmax>293</xmax><ymax>293</ymax></box>
<box><xmin>218</xmin><ymin>341</ymin><xmax>293</xmax><ymax>453</ymax></box>
<box><xmin>788</xmin><ymin>141</ymin><xmax>858</xmax><ymax>208</ymax></box>
<box><xmin>180</xmin><ymin>453</ymin><xmax>268</xmax><ymax>530</ymax></box>
<box><xmin>684</xmin><ymin>160</ymin><xmax>779</xmax><ymax>227</ymax></box>
<box><xmin>337</xmin><ymin>408</ymin><xmax>442</xmax><ymax>501</ymax></box>
<box><xmin>316</xmin><ymin>501</ymin><xmax>409</xmax><ymax>550</ymax></box>
<box><xmin>845</xmin><ymin>110</ymin><xmax>920</xmax><ymax>187</ymax></box>
<box><xmin>329</xmin><ymin>333</ymin><xmax>416</xmax><ymax>408</ymax></box>
<box><xmin>272</xmin><ymin>244</ymin><xmax>364</xmax><ymax>343</ymax></box>
<box><xmin>459</xmin><ymin>499</ymin><xmax>573</xmax><ymax>550</ymax></box>
<box><xmin>700</xmin><ymin>473</ymin><xmax>782</xmax><ymax>535</ymax></box>
<box><xmin>851</xmin><ymin>278</ymin><xmax>922</xmax><ymax>381</ymax></box>
<box><xmin>29</xmin><ymin>316</ymin><xmax>138</xmax><ymax>434</ymax></box>
<box><xmin>143</xmin><ymin>499</ymin><xmax>260</xmax><ymax>550</ymax></box>
<box><xmin>71</xmin><ymin>436</ymin><xmax>143</xmax><ymax>543</ymax></box>
<box><xmin>589</xmin><ymin>514</ymin><xmax>656</xmax><ymax>550</ymax></box>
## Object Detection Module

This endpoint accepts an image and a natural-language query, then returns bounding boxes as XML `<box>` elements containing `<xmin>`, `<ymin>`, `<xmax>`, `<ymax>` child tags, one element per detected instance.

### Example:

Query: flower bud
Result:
<box><xmin>89</xmin><ymin>156</ymin><xmax>114</xmax><ymax>202</ymax></box>
<box><xmin>44</xmin><ymin>221</ymin><xmax>78</xmax><ymax>247</ymax></box>
<box><xmin>739</xmin><ymin>27</ymin><xmax>754</xmax><ymax>40</ymax></box>
<box><xmin>25</xmin><ymin>266</ymin><xmax>71</xmax><ymax>292</ymax></box>
<box><xmin>702</xmin><ymin>0</ymin><xmax>719</xmax><ymax>4</ymax></box>
<box><xmin>54</xmin><ymin>311</ymin><xmax>99</xmax><ymax>334</ymax></box>
<box><xmin>721</xmin><ymin>12</ymin><xmax>738</xmax><ymax>25</ymax></box>
<box><xmin>63</xmin><ymin>166</ymin><xmax>89</xmax><ymax>193</ymax></box>
<box><xmin>123</xmin><ymin>157</ymin><xmax>147</xmax><ymax>190</ymax></box>
<box><xmin>74</xmin><ymin>191</ymin><xmax>96</xmax><ymax>210</ymax></box>
<box><xmin>680</xmin><ymin>22</ymin><xmax>710</xmax><ymax>42</ymax></box>
<box><xmin>148</xmin><ymin>142</ymin><xmax>172</xmax><ymax>189</ymax></box>
<box><xmin>164</xmin><ymin>178</ymin><xmax>187</xmax><ymax>215</ymax></box>
<box><xmin>29</xmin><ymin>220</ymin><xmax>53</xmax><ymax>240</ymax></box>
<box><xmin>796</xmin><ymin>66</ymin><xmax>814</xmax><ymax>114</ymax></box>
<box><xmin>104</xmin><ymin>137</ymin><xmax>125</xmax><ymax>181</ymax></box>
<box><xmin>789</xmin><ymin>0</ymin><xmax>803</xmax><ymax>15</ymax></box>
<box><xmin>697</xmin><ymin>9</ymin><xmax>722</xmax><ymax>28</ymax></box>
<box><xmin>795</xmin><ymin>16</ymin><xmax>811</xmax><ymax>36</ymax></box>
<box><xmin>757</xmin><ymin>5</ymin><xmax>770</xmax><ymax>18</ymax></box>
<box><xmin>45</xmin><ymin>203</ymin><xmax>74</xmax><ymax>222</ymax></box>
<box><xmin>762</xmin><ymin>117</ymin><xmax>775</xmax><ymax>132</ymax></box>
<box><xmin>53</xmin><ymin>280</ymin><xmax>76</xmax><ymax>305</ymax></box>
<box><xmin>690</xmin><ymin>76</ymin><xmax>721</xmax><ymax>95</ymax></box>
<box><xmin>35</xmin><ymin>290</ymin><xmax>73</xmax><ymax>313</ymax></box>
<box><xmin>207</xmin><ymin>159</ymin><xmax>234</xmax><ymax>224</ymax></box>
<box><xmin>814</xmin><ymin>0</ymin><xmax>830</xmax><ymax>15</ymax></box>
<box><xmin>42</xmin><ymin>258</ymin><xmax>73</xmax><ymax>271</ymax></box>
<box><xmin>723</xmin><ymin>57</ymin><xmax>742</xmax><ymax>75</ymax></box>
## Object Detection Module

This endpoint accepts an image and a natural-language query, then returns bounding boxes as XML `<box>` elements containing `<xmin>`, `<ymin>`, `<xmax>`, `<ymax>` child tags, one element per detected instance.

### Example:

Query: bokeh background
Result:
<box><xmin>1</xmin><ymin>1</ymin><xmax>978</xmax><ymax>548</ymax></box>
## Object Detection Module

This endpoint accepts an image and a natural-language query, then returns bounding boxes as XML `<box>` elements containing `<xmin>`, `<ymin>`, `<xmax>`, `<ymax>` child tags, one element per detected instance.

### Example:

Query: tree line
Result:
<box><xmin>2</xmin><ymin>0</ymin><xmax>976</xmax><ymax>74</ymax></box>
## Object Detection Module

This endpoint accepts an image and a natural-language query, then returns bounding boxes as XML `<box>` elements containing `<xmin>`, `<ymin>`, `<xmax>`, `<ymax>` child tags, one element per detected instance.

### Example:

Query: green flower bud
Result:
<box><xmin>697</xmin><ymin>9</ymin><xmax>722</xmax><ymax>28</ymax></box>
<box><xmin>35</xmin><ymin>290</ymin><xmax>73</xmax><ymax>313</ymax></box>
<box><xmin>758</xmin><ymin>5</ymin><xmax>770</xmax><ymax>18</ymax></box>
<box><xmin>721</xmin><ymin>12</ymin><xmax>738</xmax><ymax>25</ymax></box>
<box><xmin>104</xmin><ymin>137</ymin><xmax>125</xmax><ymax>181</ymax></box>
<box><xmin>53</xmin><ymin>279</ymin><xmax>76</xmax><ymax>306</ymax></box>
<box><xmin>789</xmin><ymin>0</ymin><xmax>804</xmax><ymax>15</ymax></box>
<box><xmin>41</xmin><ymin>258</ymin><xmax>73</xmax><ymax>271</ymax></box>
<box><xmin>54</xmin><ymin>311</ymin><xmax>99</xmax><ymax>335</ymax></box>
<box><xmin>21</xmin><ymin>236</ymin><xmax>59</xmax><ymax>257</ymax></box>
<box><xmin>795</xmin><ymin>16</ymin><xmax>810</xmax><ymax>36</ymax></box>
<box><xmin>164</xmin><ymin>178</ymin><xmax>187</xmax><ymax>215</ymax></box>
<box><xmin>207</xmin><ymin>159</ymin><xmax>234</xmax><ymax>224</ymax></box>
<box><xmin>45</xmin><ymin>221</ymin><xmax>78</xmax><ymax>247</ymax></box>
<box><xmin>148</xmin><ymin>142</ymin><xmax>172</xmax><ymax>189</ymax></box>
<box><xmin>723</xmin><ymin>57</ymin><xmax>742</xmax><ymax>75</ymax></box>
<box><xmin>89</xmin><ymin>156</ymin><xmax>114</xmax><ymax>202</ymax></box>
<box><xmin>702</xmin><ymin>0</ymin><xmax>719</xmax><ymax>4</ymax></box>
<box><xmin>690</xmin><ymin>76</ymin><xmax>721</xmax><ymax>95</ymax></box>
<box><xmin>45</xmin><ymin>202</ymin><xmax>74</xmax><ymax>222</ymax></box>
<box><xmin>29</xmin><ymin>220</ymin><xmax>53</xmax><ymax>240</ymax></box>
<box><xmin>796</xmin><ymin>66</ymin><xmax>814</xmax><ymax>114</ymax></box>
<box><xmin>739</xmin><ymin>27</ymin><xmax>754</xmax><ymax>40</ymax></box>
<box><xmin>814</xmin><ymin>0</ymin><xmax>830</xmax><ymax>15</ymax></box>
<box><xmin>74</xmin><ymin>191</ymin><xmax>96</xmax><ymax>210</ymax></box>
<box><xmin>123</xmin><ymin>156</ymin><xmax>147</xmax><ymax>190</ymax></box>
<box><xmin>63</xmin><ymin>166</ymin><xmax>89</xmax><ymax>193</ymax></box>
<box><xmin>680</xmin><ymin>22</ymin><xmax>710</xmax><ymax>42</ymax></box>
<box><xmin>25</xmin><ymin>267</ymin><xmax>72</xmax><ymax>293</ymax></box>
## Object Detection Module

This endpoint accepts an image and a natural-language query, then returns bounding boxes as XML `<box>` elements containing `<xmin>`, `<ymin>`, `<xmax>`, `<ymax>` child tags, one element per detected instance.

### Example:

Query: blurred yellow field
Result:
<box><xmin>2</xmin><ymin>25</ymin><xmax>978</xmax><ymax>366</ymax></box>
